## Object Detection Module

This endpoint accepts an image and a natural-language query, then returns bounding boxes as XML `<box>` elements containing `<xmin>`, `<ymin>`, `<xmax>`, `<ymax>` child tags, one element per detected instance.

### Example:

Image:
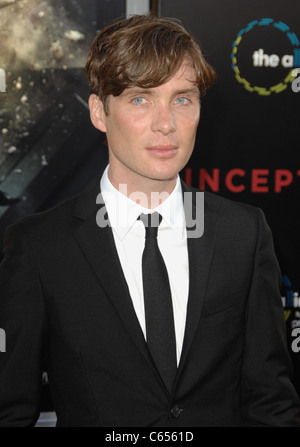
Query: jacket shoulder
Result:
<box><xmin>10</xmin><ymin>195</ymin><xmax>78</xmax><ymax>236</ymax></box>
<box><xmin>183</xmin><ymin>182</ymin><xmax>261</xmax><ymax>220</ymax></box>
<box><xmin>7</xmin><ymin>177</ymin><xmax>100</xmax><ymax>237</ymax></box>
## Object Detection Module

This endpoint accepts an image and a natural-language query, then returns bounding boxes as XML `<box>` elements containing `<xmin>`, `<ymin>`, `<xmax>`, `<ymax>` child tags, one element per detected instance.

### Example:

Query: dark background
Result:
<box><xmin>0</xmin><ymin>0</ymin><xmax>299</xmax><ymax>412</ymax></box>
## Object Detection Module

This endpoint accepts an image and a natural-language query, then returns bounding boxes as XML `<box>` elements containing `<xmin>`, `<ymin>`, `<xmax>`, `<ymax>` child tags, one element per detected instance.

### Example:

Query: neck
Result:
<box><xmin>108</xmin><ymin>168</ymin><xmax>178</xmax><ymax>210</ymax></box>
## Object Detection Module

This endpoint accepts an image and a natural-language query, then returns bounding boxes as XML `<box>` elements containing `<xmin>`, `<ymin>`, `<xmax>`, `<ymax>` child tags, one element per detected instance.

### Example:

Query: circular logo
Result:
<box><xmin>231</xmin><ymin>19</ymin><xmax>300</xmax><ymax>95</ymax></box>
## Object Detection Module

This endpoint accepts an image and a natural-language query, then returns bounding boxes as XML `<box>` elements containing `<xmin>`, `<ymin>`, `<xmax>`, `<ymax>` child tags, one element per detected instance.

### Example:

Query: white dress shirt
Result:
<box><xmin>100</xmin><ymin>166</ymin><xmax>189</xmax><ymax>365</ymax></box>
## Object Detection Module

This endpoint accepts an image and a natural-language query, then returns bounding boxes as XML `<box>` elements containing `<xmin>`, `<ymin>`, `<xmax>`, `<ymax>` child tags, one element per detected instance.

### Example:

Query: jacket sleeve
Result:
<box><xmin>0</xmin><ymin>222</ymin><xmax>48</xmax><ymax>427</ymax></box>
<box><xmin>241</xmin><ymin>208</ymin><xmax>300</xmax><ymax>426</ymax></box>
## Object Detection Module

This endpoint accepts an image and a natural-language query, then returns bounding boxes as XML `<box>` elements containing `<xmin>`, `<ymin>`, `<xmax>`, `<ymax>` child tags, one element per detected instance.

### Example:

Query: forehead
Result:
<box><xmin>121</xmin><ymin>62</ymin><xmax>199</xmax><ymax>96</ymax></box>
<box><xmin>167</xmin><ymin>62</ymin><xmax>198</xmax><ymax>86</ymax></box>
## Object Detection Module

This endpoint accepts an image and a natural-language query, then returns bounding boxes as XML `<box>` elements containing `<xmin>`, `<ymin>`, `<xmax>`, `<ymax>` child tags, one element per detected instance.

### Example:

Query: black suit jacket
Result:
<box><xmin>0</xmin><ymin>178</ymin><xmax>299</xmax><ymax>427</ymax></box>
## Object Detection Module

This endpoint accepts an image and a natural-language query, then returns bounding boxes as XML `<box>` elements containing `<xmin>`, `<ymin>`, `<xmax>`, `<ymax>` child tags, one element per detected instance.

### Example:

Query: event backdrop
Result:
<box><xmin>0</xmin><ymin>0</ymin><xmax>299</xmax><ymax>415</ymax></box>
<box><xmin>161</xmin><ymin>0</ymin><xmax>300</xmax><ymax>393</ymax></box>
<box><xmin>0</xmin><ymin>0</ymin><xmax>127</xmax><ymax>248</ymax></box>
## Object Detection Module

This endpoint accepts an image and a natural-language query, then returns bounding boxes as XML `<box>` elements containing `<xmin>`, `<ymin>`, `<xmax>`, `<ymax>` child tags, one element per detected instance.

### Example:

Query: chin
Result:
<box><xmin>146</xmin><ymin>167</ymin><xmax>178</xmax><ymax>182</ymax></box>
<box><xmin>152</xmin><ymin>162</ymin><xmax>185</xmax><ymax>181</ymax></box>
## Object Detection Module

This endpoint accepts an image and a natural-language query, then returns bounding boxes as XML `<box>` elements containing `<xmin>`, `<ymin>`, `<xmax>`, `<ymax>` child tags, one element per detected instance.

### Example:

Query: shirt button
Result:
<box><xmin>171</xmin><ymin>405</ymin><xmax>182</xmax><ymax>418</ymax></box>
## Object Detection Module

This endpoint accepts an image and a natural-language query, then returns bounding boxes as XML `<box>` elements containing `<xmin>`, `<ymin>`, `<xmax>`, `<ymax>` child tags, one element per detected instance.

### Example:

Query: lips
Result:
<box><xmin>145</xmin><ymin>145</ymin><xmax>178</xmax><ymax>159</ymax></box>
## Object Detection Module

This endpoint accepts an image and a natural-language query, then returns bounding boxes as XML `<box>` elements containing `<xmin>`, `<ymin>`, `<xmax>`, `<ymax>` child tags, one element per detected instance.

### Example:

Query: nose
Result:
<box><xmin>151</xmin><ymin>103</ymin><xmax>176</xmax><ymax>135</ymax></box>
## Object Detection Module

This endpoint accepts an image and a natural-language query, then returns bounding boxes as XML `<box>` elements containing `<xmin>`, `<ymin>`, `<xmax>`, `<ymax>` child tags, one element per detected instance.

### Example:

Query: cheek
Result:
<box><xmin>191</xmin><ymin>108</ymin><xmax>201</xmax><ymax>128</ymax></box>
<box><xmin>178</xmin><ymin>107</ymin><xmax>200</xmax><ymax>128</ymax></box>
<box><xmin>106</xmin><ymin>118</ymin><xmax>148</xmax><ymax>157</ymax></box>
<box><xmin>179</xmin><ymin>116</ymin><xmax>199</xmax><ymax>140</ymax></box>
<box><xmin>112</xmin><ymin>112</ymin><xmax>148</xmax><ymax>136</ymax></box>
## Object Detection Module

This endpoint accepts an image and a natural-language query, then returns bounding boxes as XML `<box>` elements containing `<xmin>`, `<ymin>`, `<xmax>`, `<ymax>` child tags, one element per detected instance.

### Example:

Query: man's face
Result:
<box><xmin>90</xmin><ymin>62</ymin><xmax>201</xmax><ymax>189</ymax></box>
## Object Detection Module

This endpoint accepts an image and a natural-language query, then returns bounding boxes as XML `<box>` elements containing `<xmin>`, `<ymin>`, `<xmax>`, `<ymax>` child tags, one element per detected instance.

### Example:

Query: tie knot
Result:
<box><xmin>139</xmin><ymin>212</ymin><xmax>162</xmax><ymax>238</ymax></box>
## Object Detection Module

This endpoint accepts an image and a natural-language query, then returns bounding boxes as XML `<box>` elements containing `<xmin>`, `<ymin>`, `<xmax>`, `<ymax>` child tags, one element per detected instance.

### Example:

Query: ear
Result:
<box><xmin>88</xmin><ymin>94</ymin><xmax>107</xmax><ymax>133</ymax></box>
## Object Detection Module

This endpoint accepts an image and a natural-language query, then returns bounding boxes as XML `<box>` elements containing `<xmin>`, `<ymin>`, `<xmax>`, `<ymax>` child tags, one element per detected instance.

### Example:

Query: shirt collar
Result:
<box><xmin>100</xmin><ymin>165</ymin><xmax>186</xmax><ymax>241</ymax></box>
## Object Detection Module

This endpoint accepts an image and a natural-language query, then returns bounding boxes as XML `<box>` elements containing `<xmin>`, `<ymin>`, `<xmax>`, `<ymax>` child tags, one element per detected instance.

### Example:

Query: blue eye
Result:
<box><xmin>175</xmin><ymin>97</ymin><xmax>189</xmax><ymax>105</ymax></box>
<box><xmin>132</xmin><ymin>97</ymin><xmax>146</xmax><ymax>105</ymax></box>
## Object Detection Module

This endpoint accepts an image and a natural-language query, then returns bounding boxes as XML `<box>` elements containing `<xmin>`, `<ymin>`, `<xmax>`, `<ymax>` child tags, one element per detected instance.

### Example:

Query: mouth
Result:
<box><xmin>145</xmin><ymin>145</ymin><xmax>178</xmax><ymax>159</ymax></box>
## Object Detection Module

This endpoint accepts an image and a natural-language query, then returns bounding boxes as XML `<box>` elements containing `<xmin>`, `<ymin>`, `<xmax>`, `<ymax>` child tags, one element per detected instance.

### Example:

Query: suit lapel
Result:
<box><xmin>177</xmin><ymin>183</ymin><xmax>218</xmax><ymax>376</ymax></box>
<box><xmin>71</xmin><ymin>179</ymin><xmax>161</xmax><ymax>382</ymax></box>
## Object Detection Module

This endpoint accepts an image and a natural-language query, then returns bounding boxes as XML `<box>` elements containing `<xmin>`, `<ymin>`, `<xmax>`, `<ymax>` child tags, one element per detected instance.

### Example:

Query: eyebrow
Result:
<box><xmin>122</xmin><ymin>87</ymin><xmax>200</xmax><ymax>97</ymax></box>
<box><xmin>174</xmin><ymin>88</ymin><xmax>200</xmax><ymax>96</ymax></box>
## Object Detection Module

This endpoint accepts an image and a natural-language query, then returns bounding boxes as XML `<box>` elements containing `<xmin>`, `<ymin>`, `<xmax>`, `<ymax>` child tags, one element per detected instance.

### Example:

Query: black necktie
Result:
<box><xmin>139</xmin><ymin>212</ymin><xmax>177</xmax><ymax>393</ymax></box>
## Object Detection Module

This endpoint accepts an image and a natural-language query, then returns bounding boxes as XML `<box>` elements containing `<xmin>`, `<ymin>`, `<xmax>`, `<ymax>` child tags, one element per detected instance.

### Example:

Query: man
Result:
<box><xmin>0</xmin><ymin>13</ymin><xmax>299</xmax><ymax>427</ymax></box>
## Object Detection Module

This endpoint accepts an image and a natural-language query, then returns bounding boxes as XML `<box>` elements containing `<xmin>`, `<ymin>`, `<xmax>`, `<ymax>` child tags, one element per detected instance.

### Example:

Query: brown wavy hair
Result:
<box><xmin>85</xmin><ymin>13</ymin><xmax>216</xmax><ymax>113</ymax></box>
